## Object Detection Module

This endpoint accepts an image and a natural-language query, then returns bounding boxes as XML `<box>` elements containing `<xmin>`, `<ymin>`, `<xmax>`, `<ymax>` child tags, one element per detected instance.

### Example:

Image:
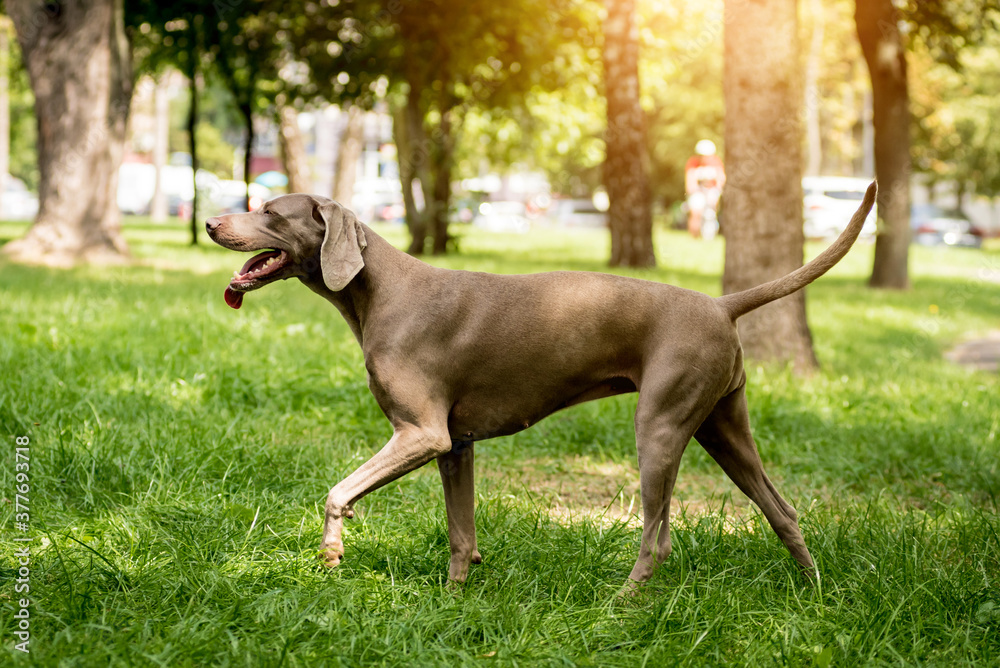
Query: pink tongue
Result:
<box><xmin>224</xmin><ymin>287</ymin><xmax>244</xmax><ymax>310</ymax></box>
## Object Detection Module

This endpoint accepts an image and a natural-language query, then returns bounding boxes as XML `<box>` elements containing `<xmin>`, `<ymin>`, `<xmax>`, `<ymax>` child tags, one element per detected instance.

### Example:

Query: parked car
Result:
<box><xmin>1</xmin><ymin>176</ymin><xmax>39</xmax><ymax>220</ymax></box>
<box><xmin>549</xmin><ymin>198</ymin><xmax>608</xmax><ymax>229</ymax></box>
<box><xmin>473</xmin><ymin>201</ymin><xmax>531</xmax><ymax>233</ymax></box>
<box><xmin>911</xmin><ymin>203</ymin><xmax>984</xmax><ymax>248</ymax></box>
<box><xmin>803</xmin><ymin>176</ymin><xmax>877</xmax><ymax>239</ymax></box>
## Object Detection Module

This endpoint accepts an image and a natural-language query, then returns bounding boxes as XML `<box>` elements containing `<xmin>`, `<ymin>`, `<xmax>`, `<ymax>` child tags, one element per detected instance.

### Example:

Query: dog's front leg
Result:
<box><xmin>321</xmin><ymin>423</ymin><xmax>452</xmax><ymax>567</ymax></box>
<box><xmin>437</xmin><ymin>441</ymin><xmax>482</xmax><ymax>583</ymax></box>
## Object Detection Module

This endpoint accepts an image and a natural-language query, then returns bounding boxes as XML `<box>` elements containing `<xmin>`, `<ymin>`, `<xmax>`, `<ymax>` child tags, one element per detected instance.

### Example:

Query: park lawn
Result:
<box><xmin>1</xmin><ymin>218</ymin><xmax>999</xmax><ymax>667</ymax></box>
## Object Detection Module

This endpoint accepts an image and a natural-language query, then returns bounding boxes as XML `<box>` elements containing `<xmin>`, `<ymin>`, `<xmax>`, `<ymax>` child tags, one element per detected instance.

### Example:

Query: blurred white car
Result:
<box><xmin>473</xmin><ymin>201</ymin><xmax>531</xmax><ymax>233</ymax></box>
<box><xmin>803</xmin><ymin>176</ymin><xmax>877</xmax><ymax>240</ymax></box>
<box><xmin>1</xmin><ymin>176</ymin><xmax>39</xmax><ymax>220</ymax></box>
<box><xmin>911</xmin><ymin>204</ymin><xmax>984</xmax><ymax>249</ymax></box>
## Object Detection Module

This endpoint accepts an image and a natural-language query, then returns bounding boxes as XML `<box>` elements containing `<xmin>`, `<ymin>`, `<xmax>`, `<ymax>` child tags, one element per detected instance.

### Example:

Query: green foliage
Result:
<box><xmin>0</xmin><ymin>219</ymin><xmax>998</xmax><ymax>665</ymax></box>
<box><xmin>456</xmin><ymin>50</ymin><xmax>606</xmax><ymax>195</ymax></box>
<box><xmin>165</xmin><ymin>121</ymin><xmax>237</xmax><ymax>179</ymax></box>
<box><xmin>902</xmin><ymin>0</ymin><xmax>1000</xmax><ymax>199</ymax></box>
<box><xmin>5</xmin><ymin>29</ymin><xmax>37</xmax><ymax>190</ymax></box>
<box><xmin>912</xmin><ymin>31</ymin><xmax>1000</xmax><ymax>198</ymax></box>
<box><xmin>903</xmin><ymin>0</ymin><xmax>1000</xmax><ymax>69</ymax></box>
<box><xmin>641</xmin><ymin>0</ymin><xmax>724</xmax><ymax>206</ymax></box>
<box><xmin>454</xmin><ymin>0</ymin><xmax>726</xmax><ymax>202</ymax></box>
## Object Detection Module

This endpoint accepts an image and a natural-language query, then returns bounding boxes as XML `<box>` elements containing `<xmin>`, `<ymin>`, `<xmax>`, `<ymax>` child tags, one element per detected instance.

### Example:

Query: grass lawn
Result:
<box><xmin>1</xmin><ymin>218</ymin><xmax>999</xmax><ymax>666</ymax></box>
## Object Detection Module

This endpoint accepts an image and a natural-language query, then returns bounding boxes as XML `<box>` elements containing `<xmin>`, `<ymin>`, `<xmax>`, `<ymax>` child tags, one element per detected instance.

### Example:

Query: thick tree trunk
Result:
<box><xmin>186</xmin><ymin>60</ymin><xmax>199</xmax><ymax>245</ymax></box>
<box><xmin>603</xmin><ymin>0</ymin><xmax>655</xmax><ymax>268</ymax></box>
<box><xmin>4</xmin><ymin>0</ymin><xmax>132</xmax><ymax>266</ymax></box>
<box><xmin>856</xmin><ymin>0</ymin><xmax>911</xmax><ymax>289</ymax></box>
<box><xmin>429</xmin><ymin>106</ymin><xmax>455</xmax><ymax>255</ymax></box>
<box><xmin>332</xmin><ymin>105</ymin><xmax>364</xmax><ymax>208</ymax></box>
<box><xmin>398</xmin><ymin>79</ymin><xmax>434</xmax><ymax>255</ymax></box>
<box><xmin>278</xmin><ymin>101</ymin><xmax>310</xmax><ymax>193</ymax></box>
<box><xmin>392</xmin><ymin>97</ymin><xmax>427</xmax><ymax>254</ymax></box>
<box><xmin>723</xmin><ymin>0</ymin><xmax>817</xmax><ymax>372</ymax></box>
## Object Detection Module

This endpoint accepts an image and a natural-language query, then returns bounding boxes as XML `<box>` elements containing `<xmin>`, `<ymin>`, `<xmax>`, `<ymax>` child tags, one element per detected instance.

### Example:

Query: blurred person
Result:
<box><xmin>685</xmin><ymin>140</ymin><xmax>725</xmax><ymax>239</ymax></box>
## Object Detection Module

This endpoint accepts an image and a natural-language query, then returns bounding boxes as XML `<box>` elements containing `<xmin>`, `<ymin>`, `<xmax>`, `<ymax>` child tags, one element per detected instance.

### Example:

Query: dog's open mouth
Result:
<box><xmin>224</xmin><ymin>249</ymin><xmax>291</xmax><ymax>309</ymax></box>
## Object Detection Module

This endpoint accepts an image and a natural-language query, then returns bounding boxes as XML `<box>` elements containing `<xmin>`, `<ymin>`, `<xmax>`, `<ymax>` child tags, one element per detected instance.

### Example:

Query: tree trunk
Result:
<box><xmin>4</xmin><ymin>0</ymin><xmax>132</xmax><ymax>266</ymax></box>
<box><xmin>277</xmin><ymin>101</ymin><xmax>310</xmax><ymax>193</ymax></box>
<box><xmin>398</xmin><ymin>78</ymin><xmax>434</xmax><ymax>255</ymax></box>
<box><xmin>723</xmin><ymin>0</ymin><xmax>817</xmax><ymax>372</ymax></box>
<box><xmin>603</xmin><ymin>0</ymin><xmax>655</xmax><ymax>268</ymax></box>
<box><xmin>429</xmin><ymin>106</ymin><xmax>455</xmax><ymax>255</ymax></box>
<box><xmin>856</xmin><ymin>0</ymin><xmax>911</xmax><ymax>289</ymax></box>
<box><xmin>186</xmin><ymin>57</ymin><xmax>199</xmax><ymax>245</ymax></box>
<box><xmin>240</xmin><ymin>102</ymin><xmax>254</xmax><ymax>211</ymax></box>
<box><xmin>392</xmin><ymin>96</ymin><xmax>427</xmax><ymax>254</ymax></box>
<box><xmin>150</xmin><ymin>74</ymin><xmax>169</xmax><ymax>223</ymax></box>
<box><xmin>332</xmin><ymin>104</ymin><xmax>364</xmax><ymax>208</ymax></box>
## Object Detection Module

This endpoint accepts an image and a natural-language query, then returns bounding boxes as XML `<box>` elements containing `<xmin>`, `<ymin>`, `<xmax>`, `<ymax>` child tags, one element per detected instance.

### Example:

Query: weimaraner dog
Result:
<box><xmin>206</xmin><ymin>182</ymin><xmax>876</xmax><ymax>585</ymax></box>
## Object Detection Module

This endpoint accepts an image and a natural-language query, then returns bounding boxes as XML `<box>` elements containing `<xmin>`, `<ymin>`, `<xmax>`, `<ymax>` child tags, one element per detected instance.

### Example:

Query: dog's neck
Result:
<box><xmin>301</xmin><ymin>226</ymin><xmax>426</xmax><ymax>345</ymax></box>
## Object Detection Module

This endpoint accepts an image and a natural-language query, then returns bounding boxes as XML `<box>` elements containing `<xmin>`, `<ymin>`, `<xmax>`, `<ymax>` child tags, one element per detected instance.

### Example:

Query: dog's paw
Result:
<box><xmin>319</xmin><ymin>542</ymin><xmax>344</xmax><ymax>568</ymax></box>
<box><xmin>471</xmin><ymin>550</ymin><xmax>483</xmax><ymax>564</ymax></box>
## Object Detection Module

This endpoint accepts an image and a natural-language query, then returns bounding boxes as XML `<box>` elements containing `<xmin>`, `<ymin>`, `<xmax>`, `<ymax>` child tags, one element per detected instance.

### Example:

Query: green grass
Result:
<box><xmin>1</xmin><ymin>218</ymin><xmax>999</xmax><ymax>666</ymax></box>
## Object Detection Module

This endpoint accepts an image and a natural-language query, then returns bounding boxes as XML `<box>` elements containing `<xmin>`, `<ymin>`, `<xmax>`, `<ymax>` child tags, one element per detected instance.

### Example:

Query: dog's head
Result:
<box><xmin>206</xmin><ymin>194</ymin><xmax>367</xmax><ymax>309</ymax></box>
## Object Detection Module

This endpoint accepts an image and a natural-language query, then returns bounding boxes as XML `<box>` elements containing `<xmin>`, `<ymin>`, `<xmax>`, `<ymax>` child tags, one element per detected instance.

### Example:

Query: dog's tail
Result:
<box><xmin>716</xmin><ymin>180</ymin><xmax>877</xmax><ymax>321</ymax></box>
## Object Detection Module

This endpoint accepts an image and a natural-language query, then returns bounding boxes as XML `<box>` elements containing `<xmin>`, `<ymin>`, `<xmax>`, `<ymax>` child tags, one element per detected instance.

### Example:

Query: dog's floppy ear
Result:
<box><xmin>316</xmin><ymin>200</ymin><xmax>367</xmax><ymax>291</ymax></box>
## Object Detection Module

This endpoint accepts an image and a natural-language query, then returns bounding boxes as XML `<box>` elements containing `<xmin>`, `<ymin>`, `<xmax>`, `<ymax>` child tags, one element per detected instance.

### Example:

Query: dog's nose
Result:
<box><xmin>205</xmin><ymin>217</ymin><xmax>222</xmax><ymax>233</ymax></box>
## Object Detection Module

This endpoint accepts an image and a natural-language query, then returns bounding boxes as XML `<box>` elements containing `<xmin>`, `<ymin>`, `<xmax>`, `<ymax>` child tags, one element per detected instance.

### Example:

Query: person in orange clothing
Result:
<box><xmin>685</xmin><ymin>139</ymin><xmax>725</xmax><ymax>238</ymax></box>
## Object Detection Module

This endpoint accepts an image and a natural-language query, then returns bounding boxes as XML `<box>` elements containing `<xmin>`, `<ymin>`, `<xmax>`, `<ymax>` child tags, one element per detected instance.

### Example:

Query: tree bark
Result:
<box><xmin>603</xmin><ymin>0</ymin><xmax>655</xmax><ymax>268</ymax></box>
<box><xmin>277</xmin><ymin>101</ymin><xmax>310</xmax><ymax>193</ymax></box>
<box><xmin>186</xmin><ymin>55</ymin><xmax>199</xmax><ymax>245</ymax></box>
<box><xmin>332</xmin><ymin>104</ymin><xmax>364</xmax><ymax>208</ymax></box>
<box><xmin>400</xmin><ymin>76</ymin><xmax>435</xmax><ymax>255</ymax></box>
<box><xmin>856</xmin><ymin>0</ymin><xmax>911</xmax><ymax>289</ymax></box>
<box><xmin>723</xmin><ymin>0</ymin><xmax>817</xmax><ymax>372</ymax></box>
<box><xmin>240</xmin><ymin>101</ymin><xmax>254</xmax><ymax>211</ymax></box>
<box><xmin>429</xmin><ymin>105</ymin><xmax>455</xmax><ymax>255</ymax></box>
<box><xmin>392</xmin><ymin>95</ymin><xmax>428</xmax><ymax>255</ymax></box>
<box><xmin>4</xmin><ymin>0</ymin><xmax>132</xmax><ymax>266</ymax></box>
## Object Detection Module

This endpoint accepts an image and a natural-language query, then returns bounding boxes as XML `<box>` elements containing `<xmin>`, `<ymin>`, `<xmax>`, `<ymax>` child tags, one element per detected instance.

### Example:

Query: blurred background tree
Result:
<box><xmin>603</xmin><ymin>0</ymin><xmax>655</xmax><ymax>268</ymax></box>
<box><xmin>722</xmin><ymin>0</ymin><xmax>816</xmax><ymax>371</ymax></box>
<box><xmin>4</xmin><ymin>0</ymin><xmax>133</xmax><ymax>265</ymax></box>
<box><xmin>856</xmin><ymin>0</ymin><xmax>1000</xmax><ymax>289</ymax></box>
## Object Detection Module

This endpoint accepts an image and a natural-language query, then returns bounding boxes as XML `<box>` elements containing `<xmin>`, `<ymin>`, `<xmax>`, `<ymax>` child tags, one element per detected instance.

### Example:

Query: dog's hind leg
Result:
<box><xmin>437</xmin><ymin>440</ymin><xmax>482</xmax><ymax>583</ymax></box>
<box><xmin>627</xmin><ymin>390</ymin><xmax>705</xmax><ymax>584</ymax></box>
<box><xmin>694</xmin><ymin>384</ymin><xmax>815</xmax><ymax>573</ymax></box>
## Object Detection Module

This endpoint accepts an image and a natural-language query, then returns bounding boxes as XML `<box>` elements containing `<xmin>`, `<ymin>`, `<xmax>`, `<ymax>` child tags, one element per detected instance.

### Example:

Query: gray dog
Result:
<box><xmin>206</xmin><ymin>182</ymin><xmax>875</xmax><ymax>585</ymax></box>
